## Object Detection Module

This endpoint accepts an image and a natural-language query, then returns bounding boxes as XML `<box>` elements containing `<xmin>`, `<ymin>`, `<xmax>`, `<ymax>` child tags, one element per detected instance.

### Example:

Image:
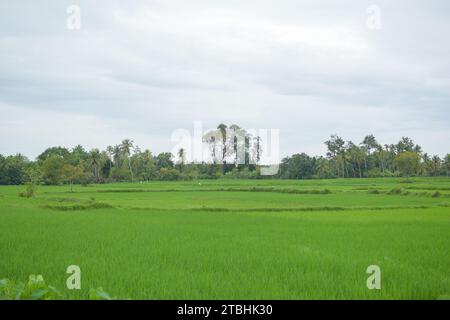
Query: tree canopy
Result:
<box><xmin>0</xmin><ymin>128</ymin><xmax>448</xmax><ymax>186</ymax></box>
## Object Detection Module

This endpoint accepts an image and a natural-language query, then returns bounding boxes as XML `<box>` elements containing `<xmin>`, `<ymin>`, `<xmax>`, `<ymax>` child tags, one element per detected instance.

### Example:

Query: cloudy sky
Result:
<box><xmin>1</xmin><ymin>0</ymin><xmax>449</xmax><ymax>160</ymax></box>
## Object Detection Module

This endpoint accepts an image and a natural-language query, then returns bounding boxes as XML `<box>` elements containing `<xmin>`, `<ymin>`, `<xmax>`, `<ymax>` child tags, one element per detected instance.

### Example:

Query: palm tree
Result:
<box><xmin>203</xmin><ymin>130</ymin><xmax>220</xmax><ymax>163</ymax></box>
<box><xmin>217</xmin><ymin>123</ymin><xmax>228</xmax><ymax>171</ymax></box>
<box><xmin>106</xmin><ymin>145</ymin><xmax>114</xmax><ymax>171</ymax></box>
<box><xmin>177</xmin><ymin>148</ymin><xmax>186</xmax><ymax>171</ymax></box>
<box><xmin>253</xmin><ymin>136</ymin><xmax>262</xmax><ymax>165</ymax></box>
<box><xmin>431</xmin><ymin>155</ymin><xmax>441</xmax><ymax>176</ymax></box>
<box><xmin>120</xmin><ymin>139</ymin><xmax>134</xmax><ymax>182</ymax></box>
<box><xmin>112</xmin><ymin>145</ymin><xmax>121</xmax><ymax>167</ymax></box>
<box><xmin>444</xmin><ymin>154</ymin><xmax>450</xmax><ymax>177</ymax></box>
<box><xmin>89</xmin><ymin>149</ymin><xmax>101</xmax><ymax>181</ymax></box>
<box><xmin>315</xmin><ymin>157</ymin><xmax>330</xmax><ymax>178</ymax></box>
<box><xmin>229</xmin><ymin>124</ymin><xmax>242</xmax><ymax>166</ymax></box>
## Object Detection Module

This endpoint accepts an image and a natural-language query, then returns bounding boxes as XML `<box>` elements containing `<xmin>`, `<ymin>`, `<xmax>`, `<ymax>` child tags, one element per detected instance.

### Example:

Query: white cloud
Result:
<box><xmin>0</xmin><ymin>0</ymin><xmax>449</xmax><ymax>159</ymax></box>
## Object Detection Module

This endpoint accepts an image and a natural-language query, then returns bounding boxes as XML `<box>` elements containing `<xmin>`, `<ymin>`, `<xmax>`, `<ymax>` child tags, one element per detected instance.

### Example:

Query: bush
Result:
<box><xmin>388</xmin><ymin>187</ymin><xmax>403</xmax><ymax>195</ymax></box>
<box><xmin>110</xmin><ymin>167</ymin><xmax>131</xmax><ymax>181</ymax></box>
<box><xmin>157</xmin><ymin>168</ymin><xmax>180</xmax><ymax>181</ymax></box>
<box><xmin>432</xmin><ymin>191</ymin><xmax>441</xmax><ymax>198</ymax></box>
<box><xmin>19</xmin><ymin>183</ymin><xmax>37</xmax><ymax>198</ymax></box>
<box><xmin>367</xmin><ymin>169</ymin><xmax>399</xmax><ymax>178</ymax></box>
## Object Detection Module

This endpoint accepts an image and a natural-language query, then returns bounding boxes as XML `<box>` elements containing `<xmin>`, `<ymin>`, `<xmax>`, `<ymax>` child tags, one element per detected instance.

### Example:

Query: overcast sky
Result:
<box><xmin>1</xmin><ymin>0</ymin><xmax>449</xmax><ymax>160</ymax></box>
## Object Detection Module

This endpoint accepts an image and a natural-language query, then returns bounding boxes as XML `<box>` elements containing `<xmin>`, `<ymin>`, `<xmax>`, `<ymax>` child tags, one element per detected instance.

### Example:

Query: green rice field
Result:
<box><xmin>1</xmin><ymin>177</ymin><xmax>449</xmax><ymax>299</ymax></box>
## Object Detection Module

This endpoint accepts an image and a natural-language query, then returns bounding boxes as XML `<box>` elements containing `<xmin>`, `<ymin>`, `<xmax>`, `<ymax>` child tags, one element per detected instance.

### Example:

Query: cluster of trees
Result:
<box><xmin>0</xmin><ymin>130</ymin><xmax>449</xmax><ymax>186</ymax></box>
<box><xmin>279</xmin><ymin>135</ymin><xmax>450</xmax><ymax>179</ymax></box>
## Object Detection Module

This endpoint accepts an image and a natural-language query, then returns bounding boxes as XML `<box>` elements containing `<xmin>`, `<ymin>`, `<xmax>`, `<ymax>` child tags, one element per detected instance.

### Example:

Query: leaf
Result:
<box><xmin>30</xmin><ymin>289</ymin><xmax>49</xmax><ymax>300</ymax></box>
<box><xmin>89</xmin><ymin>287</ymin><xmax>113</xmax><ymax>300</ymax></box>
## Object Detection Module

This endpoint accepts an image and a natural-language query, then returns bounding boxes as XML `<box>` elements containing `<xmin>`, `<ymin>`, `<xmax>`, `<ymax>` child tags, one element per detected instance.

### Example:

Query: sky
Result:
<box><xmin>1</xmin><ymin>0</ymin><xmax>449</xmax><ymax>161</ymax></box>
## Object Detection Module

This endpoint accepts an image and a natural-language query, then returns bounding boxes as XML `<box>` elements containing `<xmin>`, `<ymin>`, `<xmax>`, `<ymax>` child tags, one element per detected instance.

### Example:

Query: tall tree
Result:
<box><xmin>253</xmin><ymin>136</ymin><xmax>262</xmax><ymax>165</ymax></box>
<box><xmin>444</xmin><ymin>154</ymin><xmax>450</xmax><ymax>177</ymax></box>
<box><xmin>177</xmin><ymin>148</ymin><xmax>186</xmax><ymax>172</ymax></box>
<box><xmin>394</xmin><ymin>151</ymin><xmax>420</xmax><ymax>179</ymax></box>
<box><xmin>217</xmin><ymin>123</ymin><xmax>228</xmax><ymax>171</ymax></box>
<box><xmin>325</xmin><ymin>135</ymin><xmax>346</xmax><ymax>177</ymax></box>
<box><xmin>120</xmin><ymin>139</ymin><xmax>134</xmax><ymax>182</ymax></box>
<box><xmin>89</xmin><ymin>149</ymin><xmax>101</xmax><ymax>181</ymax></box>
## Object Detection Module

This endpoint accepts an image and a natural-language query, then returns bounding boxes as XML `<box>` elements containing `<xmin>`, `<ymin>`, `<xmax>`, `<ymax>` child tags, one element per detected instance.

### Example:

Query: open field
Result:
<box><xmin>1</xmin><ymin>177</ymin><xmax>450</xmax><ymax>299</ymax></box>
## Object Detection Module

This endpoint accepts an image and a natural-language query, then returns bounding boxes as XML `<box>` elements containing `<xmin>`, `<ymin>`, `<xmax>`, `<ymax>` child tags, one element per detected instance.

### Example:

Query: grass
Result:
<box><xmin>0</xmin><ymin>177</ymin><xmax>449</xmax><ymax>299</ymax></box>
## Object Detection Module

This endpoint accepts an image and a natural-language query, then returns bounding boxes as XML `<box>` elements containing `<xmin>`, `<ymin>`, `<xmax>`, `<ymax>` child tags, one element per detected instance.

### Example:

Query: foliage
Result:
<box><xmin>1</xmin><ymin>178</ymin><xmax>450</xmax><ymax>299</ymax></box>
<box><xmin>89</xmin><ymin>287</ymin><xmax>113</xmax><ymax>300</ymax></box>
<box><xmin>60</xmin><ymin>164</ymin><xmax>85</xmax><ymax>192</ymax></box>
<box><xmin>0</xmin><ymin>275</ymin><xmax>114</xmax><ymax>300</ymax></box>
<box><xmin>0</xmin><ymin>130</ymin><xmax>448</xmax><ymax>186</ymax></box>
<box><xmin>0</xmin><ymin>275</ymin><xmax>61</xmax><ymax>300</ymax></box>
<box><xmin>157</xmin><ymin>168</ymin><xmax>180</xmax><ymax>181</ymax></box>
<box><xmin>394</xmin><ymin>151</ymin><xmax>421</xmax><ymax>178</ymax></box>
<box><xmin>19</xmin><ymin>183</ymin><xmax>37</xmax><ymax>198</ymax></box>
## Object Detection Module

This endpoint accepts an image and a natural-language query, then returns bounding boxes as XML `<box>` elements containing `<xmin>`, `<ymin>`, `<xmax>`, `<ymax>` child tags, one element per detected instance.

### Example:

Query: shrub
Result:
<box><xmin>19</xmin><ymin>183</ymin><xmax>37</xmax><ymax>198</ymax></box>
<box><xmin>431</xmin><ymin>191</ymin><xmax>441</xmax><ymax>198</ymax></box>
<box><xmin>388</xmin><ymin>187</ymin><xmax>403</xmax><ymax>195</ymax></box>
<box><xmin>157</xmin><ymin>168</ymin><xmax>180</xmax><ymax>181</ymax></box>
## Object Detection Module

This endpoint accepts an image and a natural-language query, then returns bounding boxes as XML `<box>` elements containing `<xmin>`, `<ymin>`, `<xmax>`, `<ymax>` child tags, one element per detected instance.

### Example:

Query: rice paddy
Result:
<box><xmin>0</xmin><ymin>177</ymin><xmax>449</xmax><ymax>299</ymax></box>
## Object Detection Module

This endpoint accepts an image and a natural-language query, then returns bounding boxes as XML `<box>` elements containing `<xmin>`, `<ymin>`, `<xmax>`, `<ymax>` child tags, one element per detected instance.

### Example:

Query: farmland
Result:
<box><xmin>1</xmin><ymin>177</ymin><xmax>449</xmax><ymax>299</ymax></box>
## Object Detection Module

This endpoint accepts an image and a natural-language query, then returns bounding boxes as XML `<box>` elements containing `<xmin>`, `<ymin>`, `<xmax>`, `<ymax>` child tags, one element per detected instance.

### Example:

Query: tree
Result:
<box><xmin>314</xmin><ymin>157</ymin><xmax>331</xmax><ymax>178</ymax></box>
<box><xmin>280</xmin><ymin>153</ymin><xmax>315</xmax><ymax>179</ymax></box>
<box><xmin>88</xmin><ymin>149</ymin><xmax>101</xmax><ymax>182</ymax></box>
<box><xmin>362</xmin><ymin>134</ymin><xmax>380</xmax><ymax>155</ymax></box>
<box><xmin>253</xmin><ymin>136</ymin><xmax>262</xmax><ymax>165</ymax></box>
<box><xmin>177</xmin><ymin>148</ymin><xmax>186</xmax><ymax>172</ymax></box>
<box><xmin>156</xmin><ymin>152</ymin><xmax>174</xmax><ymax>169</ymax></box>
<box><xmin>61</xmin><ymin>164</ymin><xmax>84</xmax><ymax>192</ymax></box>
<box><xmin>112</xmin><ymin>145</ymin><xmax>122</xmax><ymax>167</ymax></box>
<box><xmin>394</xmin><ymin>151</ymin><xmax>420</xmax><ymax>179</ymax></box>
<box><xmin>374</xmin><ymin>147</ymin><xmax>389</xmax><ymax>175</ymax></box>
<box><xmin>0</xmin><ymin>154</ymin><xmax>30</xmax><ymax>185</ymax></box>
<box><xmin>325</xmin><ymin>135</ymin><xmax>346</xmax><ymax>177</ymax></box>
<box><xmin>431</xmin><ymin>155</ymin><xmax>442</xmax><ymax>176</ymax></box>
<box><xmin>203</xmin><ymin>130</ymin><xmax>220</xmax><ymax>163</ymax></box>
<box><xmin>19</xmin><ymin>166</ymin><xmax>42</xmax><ymax>198</ymax></box>
<box><xmin>106</xmin><ymin>145</ymin><xmax>115</xmax><ymax>172</ymax></box>
<box><xmin>228</xmin><ymin>124</ymin><xmax>244</xmax><ymax>167</ymax></box>
<box><xmin>37</xmin><ymin>147</ymin><xmax>71</xmax><ymax>162</ymax></box>
<box><xmin>361</xmin><ymin>134</ymin><xmax>380</xmax><ymax>172</ymax></box>
<box><xmin>346</xmin><ymin>143</ymin><xmax>366</xmax><ymax>178</ymax></box>
<box><xmin>444</xmin><ymin>154</ymin><xmax>450</xmax><ymax>177</ymax></box>
<box><xmin>396</xmin><ymin>137</ymin><xmax>422</xmax><ymax>155</ymax></box>
<box><xmin>217</xmin><ymin>123</ymin><xmax>228</xmax><ymax>171</ymax></box>
<box><xmin>120</xmin><ymin>139</ymin><xmax>134</xmax><ymax>182</ymax></box>
<box><xmin>40</xmin><ymin>156</ymin><xmax>66</xmax><ymax>185</ymax></box>
<box><xmin>71</xmin><ymin>145</ymin><xmax>88</xmax><ymax>166</ymax></box>
<box><xmin>134</xmin><ymin>150</ymin><xmax>157</xmax><ymax>181</ymax></box>
<box><xmin>157</xmin><ymin>168</ymin><xmax>180</xmax><ymax>181</ymax></box>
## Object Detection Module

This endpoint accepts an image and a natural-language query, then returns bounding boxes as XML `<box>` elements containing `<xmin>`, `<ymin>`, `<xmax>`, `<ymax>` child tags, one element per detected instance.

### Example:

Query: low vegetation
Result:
<box><xmin>0</xmin><ymin>275</ymin><xmax>113</xmax><ymax>300</ymax></box>
<box><xmin>1</xmin><ymin>177</ymin><xmax>449</xmax><ymax>299</ymax></box>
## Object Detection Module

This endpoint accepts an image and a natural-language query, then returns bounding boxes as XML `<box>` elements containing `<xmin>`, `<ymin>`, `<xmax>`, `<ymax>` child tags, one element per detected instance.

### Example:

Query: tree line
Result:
<box><xmin>280</xmin><ymin>135</ymin><xmax>449</xmax><ymax>179</ymax></box>
<box><xmin>0</xmin><ymin>127</ymin><xmax>449</xmax><ymax>186</ymax></box>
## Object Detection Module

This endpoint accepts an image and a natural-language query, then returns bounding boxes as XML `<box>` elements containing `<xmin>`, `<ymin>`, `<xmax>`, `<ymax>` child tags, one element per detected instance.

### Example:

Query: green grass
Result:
<box><xmin>0</xmin><ymin>177</ymin><xmax>449</xmax><ymax>299</ymax></box>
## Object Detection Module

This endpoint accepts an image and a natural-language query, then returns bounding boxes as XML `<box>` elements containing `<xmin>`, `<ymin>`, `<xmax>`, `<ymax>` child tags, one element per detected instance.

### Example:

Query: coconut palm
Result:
<box><xmin>120</xmin><ymin>139</ymin><xmax>134</xmax><ymax>182</ymax></box>
<box><xmin>217</xmin><ymin>123</ymin><xmax>228</xmax><ymax>170</ymax></box>
<box><xmin>89</xmin><ymin>149</ymin><xmax>101</xmax><ymax>181</ymax></box>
